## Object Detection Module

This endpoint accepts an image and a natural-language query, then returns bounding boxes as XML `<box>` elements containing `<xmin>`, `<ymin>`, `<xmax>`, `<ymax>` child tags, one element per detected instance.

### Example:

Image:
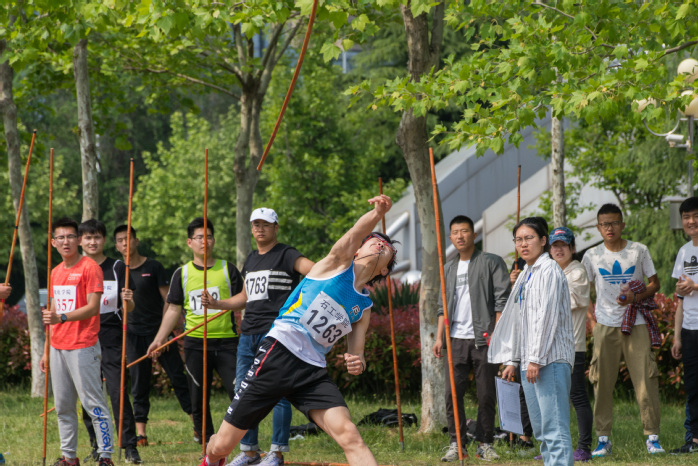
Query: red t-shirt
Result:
<box><xmin>50</xmin><ymin>256</ymin><xmax>104</xmax><ymax>350</ymax></box>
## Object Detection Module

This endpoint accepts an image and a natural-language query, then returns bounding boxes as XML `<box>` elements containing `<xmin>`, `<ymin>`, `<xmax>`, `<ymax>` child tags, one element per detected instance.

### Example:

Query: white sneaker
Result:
<box><xmin>592</xmin><ymin>436</ymin><xmax>612</xmax><ymax>458</ymax></box>
<box><xmin>476</xmin><ymin>443</ymin><xmax>499</xmax><ymax>461</ymax></box>
<box><xmin>441</xmin><ymin>443</ymin><xmax>461</xmax><ymax>462</ymax></box>
<box><xmin>646</xmin><ymin>435</ymin><xmax>665</xmax><ymax>454</ymax></box>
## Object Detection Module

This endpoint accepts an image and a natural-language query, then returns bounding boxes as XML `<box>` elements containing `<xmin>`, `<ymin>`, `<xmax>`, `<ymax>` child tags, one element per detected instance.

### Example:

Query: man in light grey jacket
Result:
<box><xmin>433</xmin><ymin>215</ymin><xmax>511</xmax><ymax>462</ymax></box>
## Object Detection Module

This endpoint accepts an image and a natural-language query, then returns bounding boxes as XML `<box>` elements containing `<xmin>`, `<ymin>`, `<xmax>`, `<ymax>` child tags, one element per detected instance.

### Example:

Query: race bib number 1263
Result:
<box><xmin>300</xmin><ymin>291</ymin><xmax>352</xmax><ymax>348</ymax></box>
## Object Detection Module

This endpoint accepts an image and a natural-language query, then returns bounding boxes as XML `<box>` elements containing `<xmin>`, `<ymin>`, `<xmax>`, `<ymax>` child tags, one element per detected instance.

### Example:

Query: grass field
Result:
<box><xmin>0</xmin><ymin>388</ymin><xmax>694</xmax><ymax>465</ymax></box>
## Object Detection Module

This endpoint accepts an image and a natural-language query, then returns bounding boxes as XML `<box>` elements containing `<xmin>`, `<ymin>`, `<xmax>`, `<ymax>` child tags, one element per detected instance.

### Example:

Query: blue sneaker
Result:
<box><xmin>592</xmin><ymin>436</ymin><xmax>612</xmax><ymax>458</ymax></box>
<box><xmin>646</xmin><ymin>435</ymin><xmax>665</xmax><ymax>454</ymax></box>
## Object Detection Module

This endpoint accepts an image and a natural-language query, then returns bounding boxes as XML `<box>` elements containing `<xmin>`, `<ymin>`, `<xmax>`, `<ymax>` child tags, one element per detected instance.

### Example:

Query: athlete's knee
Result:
<box><xmin>333</xmin><ymin>420</ymin><xmax>366</xmax><ymax>452</ymax></box>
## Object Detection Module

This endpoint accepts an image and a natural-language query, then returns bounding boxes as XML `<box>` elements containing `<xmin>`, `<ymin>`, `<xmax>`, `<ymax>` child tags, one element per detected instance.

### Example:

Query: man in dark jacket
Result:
<box><xmin>432</xmin><ymin>215</ymin><xmax>511</xmax><ymax>462</ymax></box>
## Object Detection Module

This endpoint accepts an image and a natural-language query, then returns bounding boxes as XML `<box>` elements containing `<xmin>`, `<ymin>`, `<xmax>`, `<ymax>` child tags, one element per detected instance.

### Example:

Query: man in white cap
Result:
<box><xmin>205</xmin><ymin>207</ymin><xmax>314</xmax><ymax>466</ymax></box>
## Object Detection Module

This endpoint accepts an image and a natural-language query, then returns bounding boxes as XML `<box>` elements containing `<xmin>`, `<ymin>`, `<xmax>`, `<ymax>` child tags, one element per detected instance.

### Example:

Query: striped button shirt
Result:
<box><xmin>489</xmin><ymin>252</ymin><xmax>574</xmax><ymax>369</ymax></box>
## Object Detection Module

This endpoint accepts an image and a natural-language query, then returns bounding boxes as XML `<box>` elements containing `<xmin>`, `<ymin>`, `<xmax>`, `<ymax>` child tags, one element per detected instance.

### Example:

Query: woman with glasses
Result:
<box><xmin>489</xmin><ymin>217</ymin><xmax>575</xmax><ymax>465</ymax></box>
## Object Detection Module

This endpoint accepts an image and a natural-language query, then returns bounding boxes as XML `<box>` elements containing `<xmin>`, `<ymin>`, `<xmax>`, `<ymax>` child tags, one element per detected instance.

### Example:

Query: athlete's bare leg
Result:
<box><xmin>205</xmin><ymin>421</ymin><xmax>248</xmax><ymax>463</ymax></box>
<box><xmin>310</xmin><ymin>407</ymin><xmax>378</xmax><ymax>466</ymax></box>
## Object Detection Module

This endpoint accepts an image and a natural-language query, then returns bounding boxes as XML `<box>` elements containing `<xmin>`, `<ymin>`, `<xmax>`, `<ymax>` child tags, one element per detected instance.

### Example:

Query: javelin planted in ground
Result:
<box><xmin>379</xmin><ymin>177</ymin><xmax>404</xmax><ymax>450</ymax></box>
<box><xmin>42</xmin><ymin>147</ymin><xmax>54</xmax><ymax>466</ymax></box>
<box><xmin>430</xmin><ymin>147</ymin><xmax>465</xmax><ymax>465</ymax></box>
<box><xmin>118</xmin><ymin>158</ymin><xmax>135</xmax><ymax>461</ymax></box>
<box><xmin>256</xmin><ymin>0</ymin><xmax>318</xmax><ymax>172</ymax></box>
<box><xmin>202</xmin><ymin>148</ymin><xmax>210</xmax><ymax>456</ymax></box>
<box><xmin>2</xmin><ymin>130</ymin><xmax>37</xmax><ymax>321</ymax></box>
<box><xmin>514</xmin><ymin>165</ymin><xmax>522</xmax><ymax>271</ymax></box>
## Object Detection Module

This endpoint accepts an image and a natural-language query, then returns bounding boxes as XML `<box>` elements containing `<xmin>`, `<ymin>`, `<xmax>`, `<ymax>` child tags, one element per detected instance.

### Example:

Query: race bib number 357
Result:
<box><xmin>300</xmin><ymin>292</ymin><xmax>352</xmax><ymax>348</ymax></box>
<box><xmin>54</xmin><ymin>285</ymin><xmax>77</xmax><ymax>314</ymax></box>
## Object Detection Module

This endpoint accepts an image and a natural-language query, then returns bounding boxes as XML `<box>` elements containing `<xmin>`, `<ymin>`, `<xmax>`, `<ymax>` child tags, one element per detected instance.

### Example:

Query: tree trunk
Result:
<box><xmin>551</xmin><ymin>115</ymin><xmax>566</xmax><ymax>227</ymax></box>
<box><xmin>233</xmin><ymin>86</ymin><xmax>263</xmax><ymax>267</ymax></box>
<box><xmin>74</xmin><ymin>38</ymin><xmax>99</xmax><ymax>222</ymax></box>
<box><xmin>0</xmin><ymin>39</ymin><xmax>45</xmax><ymax>397</ymax></box>
<box><xmin>399</xmin><ymin>2</ymin><xmax>446</xmax><ymax>433</ymax></box>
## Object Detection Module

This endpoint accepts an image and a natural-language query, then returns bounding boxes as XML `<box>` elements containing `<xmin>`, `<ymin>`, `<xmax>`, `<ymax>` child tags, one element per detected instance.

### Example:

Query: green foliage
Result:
<box><xmin>132</xmin><ymin>110</ymin><xmax>239</xmax><ymax>269</ymax></box>
<box><xmin>259</xmin><ymin>55</ymin><xmax>407</xmax><ymax>260</ymax></box>
<box><xmin>368</xmin><ymin>279</ymin><xmax>421</xmax><ymax>311</ymax></box>
<box><xmin>365</xmin><ymin>0</ymin><xmax>698</xmax><ymax>156</ymax></box>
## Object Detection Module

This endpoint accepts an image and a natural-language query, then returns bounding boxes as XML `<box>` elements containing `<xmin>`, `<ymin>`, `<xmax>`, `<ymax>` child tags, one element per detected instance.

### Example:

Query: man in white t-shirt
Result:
<box><xmin>670</xmin><ymin>196</ymin><xmax>698</xmax><ymax>454</ymax></box>
<box><xmin>433</xmin><ymin>215</ymin><xmax>511</xmax><ymax>462</ymax></box>
<box><xmin>582</xmin><ymin>203</ymin><xmax>663</xmax><ymax>457</ymax></box>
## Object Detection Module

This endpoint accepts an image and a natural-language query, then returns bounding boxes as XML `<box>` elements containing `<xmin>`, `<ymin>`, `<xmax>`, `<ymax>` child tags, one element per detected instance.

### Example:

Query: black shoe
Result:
<box><xmin>125</xmin><ymin>446</ymin><xmax>143</xmax><ymax>464</ymax></box>
<box><xmin>83</xmin><ymin>447</ymin><xmax>99</xmax><ymax>463</ymax></box>
<box><xmin>513</xmin><ymin>438</ymin><xmax>535</xmax><ymax>450</ymax></box>
<box><xmin>670</xmin><ymin>441</ymin><xmax>698</xmax><ymax>454</ymax></box>
<box><xmin>97</xmin><ymin>458</ymin><xmax>114</xmax><ymax>466</ymax></box>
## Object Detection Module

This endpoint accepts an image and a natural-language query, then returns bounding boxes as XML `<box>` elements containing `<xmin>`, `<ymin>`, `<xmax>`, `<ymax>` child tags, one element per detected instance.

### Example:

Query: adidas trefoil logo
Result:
<box><xmin>598</xmin><ymin>260</ymin><xmax>635</xmax><ymax>284</ymax></box>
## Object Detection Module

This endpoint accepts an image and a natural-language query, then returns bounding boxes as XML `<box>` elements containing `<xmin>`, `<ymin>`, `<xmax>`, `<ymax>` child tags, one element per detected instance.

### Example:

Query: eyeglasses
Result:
<box><xmin>513</xmin><ymin>235</ymin><xmax>537</xmax><ymax>245</ymax></box>
<box><xmin>366</xmin><ymin>234</ymin><xmax>397</xmax><ymax>255</ymax></box>
<box><xmin>53</xmin><ymin>235</ymin><xmax>78</xmax><ymax>243</ymax></box>
<box><xmin>190</xmin><ymin>235</ymin><xmax>213</xmax><ymax>242</ymax></box>
<box><xmin>598</xmin><ymin>221</ymin><xmax>621</xmax><ymax>230</ymax></box>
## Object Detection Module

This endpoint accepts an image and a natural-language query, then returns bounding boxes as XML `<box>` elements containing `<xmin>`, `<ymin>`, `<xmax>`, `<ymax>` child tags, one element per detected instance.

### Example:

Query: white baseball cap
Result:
<box><xmin>250</xmin><ymin>208</ymin><xmax>279</xmax><ymax>224</ymax></box>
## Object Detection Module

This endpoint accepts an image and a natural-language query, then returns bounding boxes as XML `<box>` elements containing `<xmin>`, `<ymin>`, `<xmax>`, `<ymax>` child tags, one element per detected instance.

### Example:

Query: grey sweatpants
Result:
<box><xmin>51</xmin><ymin>343</ymin><xmax>114</xmax><ymax>459</ymax></box>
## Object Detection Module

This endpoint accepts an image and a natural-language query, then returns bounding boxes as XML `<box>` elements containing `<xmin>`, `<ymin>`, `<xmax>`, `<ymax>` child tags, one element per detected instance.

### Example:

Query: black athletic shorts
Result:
<box><xmin>223</xmin><ymin>337</ymin><xmax>347</xmax><ymax>430</ymax></box>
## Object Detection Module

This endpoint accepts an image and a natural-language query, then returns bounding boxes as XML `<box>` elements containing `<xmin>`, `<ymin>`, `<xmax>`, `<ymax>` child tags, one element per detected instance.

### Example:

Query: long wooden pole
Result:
<box><xmin>430</xmin><ymin>148</ymin><xmax>465</xmax><ymax>465</ymax></box>
<box><xmin>118</xmin><ymin>158</ymin><xmax>135</xmax><ymax>458</ymax></box>
<box><xmin>202</xmin><ymin>148</ymin><xmax>209</xmax><ymax>455</ymax></box>
<box><xmin>514</xmin><ymin>165</ymin><xmax>521</xmax><ymax>271</ymax></box>
<box><xmin>42</xmin><ymin>147</ymin><xmax>54</xmax><ymax>466</ymax></box>
<box><xmin>127</xmin><ymin>309</ymin><xmax>232</xmax><ymax>368</ymax></box>
<box><xmin>378</xmin><ymin>178</ymin><xmax>404</xmax><ymax>450</ymax></box>
<box><xmin>2</xmin><ymin>130</ymin><xmax>37</xmax><ymax>320</ymax></box>
<box><xmin>510</xmin><ymin>164</ymin><xmax>522</xmax><ymax>448</ymax></box>
<box><xmin>256</xmin><ymin>0</ymin><xmax>318</xmax><ymax>171</ymax></box>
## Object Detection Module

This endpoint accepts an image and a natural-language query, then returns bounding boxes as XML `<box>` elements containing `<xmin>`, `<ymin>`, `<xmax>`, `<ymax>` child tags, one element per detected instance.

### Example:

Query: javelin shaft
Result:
<box><xmin>202</xmin><ymin>148</ymin><xmax>209</xmax><ymax>455</ymax></box>
<box><xmin>119</xmin><ymin>158</ymin><xmax>135</xmax><ymax>454</ymax></box>
<box><xmin>379</xmin><ymin>177</ymin><xmax>404</xmax><ymax>449</ymax></box>
<box><xmin>430</xmin><ymin>148</ymin><xmax>465</xmax><ymax>463</ymax></box>
<box><xmin>42</xmin><ymin>147</ymin><xmax>54</xmax><ymax>466</ymax></box>
<box><xmin>127</xmin><ymin>309</ymin><xmax>232</xmax><ymax>368</ymax></box>
<box><xmin>514</xmin><ymin>165</ymin><xmax>521</xmax><ymax>271</ymax></box>
<box><xmin>2</xmin><ymin>130</ymin><xmax>37</xmax><ymax>320</ymax></box>
<box><xmin>256</xmin><ymin>0</ymin><xmax>318</xmax><ymax>171</ymax></box>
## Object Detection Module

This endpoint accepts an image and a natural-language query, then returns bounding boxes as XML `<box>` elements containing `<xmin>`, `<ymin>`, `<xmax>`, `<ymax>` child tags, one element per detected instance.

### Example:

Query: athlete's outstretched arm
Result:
<box><xmin>312</xmin><ymin>196</ymin><xmax>392</xmax><ymax>275</ymax></box>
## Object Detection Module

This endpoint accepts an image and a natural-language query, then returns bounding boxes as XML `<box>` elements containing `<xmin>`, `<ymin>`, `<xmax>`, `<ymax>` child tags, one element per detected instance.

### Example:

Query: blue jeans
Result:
<box><xmin>236</xmin><ymin>332</ymin><xmax>292</xmax><ymax>452</ymax></box>
<box><xmin>522</xmin><ymin>362</ymin><xmax>573</xmax><ymax>466</ymax></box>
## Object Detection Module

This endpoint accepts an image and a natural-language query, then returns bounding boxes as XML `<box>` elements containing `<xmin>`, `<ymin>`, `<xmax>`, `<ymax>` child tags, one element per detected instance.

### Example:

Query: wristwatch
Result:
<box><xmin>60</xmin><ymin>314</ymin><xmax>68</xmax><ymax>324</ymax></box>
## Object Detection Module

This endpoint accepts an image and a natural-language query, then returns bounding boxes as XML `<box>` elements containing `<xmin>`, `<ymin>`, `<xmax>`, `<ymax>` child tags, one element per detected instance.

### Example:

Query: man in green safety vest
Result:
<box><xmin>147</xmin><ymin>217</ymin><xmax>243</xmax><ymax>444</ymax></box>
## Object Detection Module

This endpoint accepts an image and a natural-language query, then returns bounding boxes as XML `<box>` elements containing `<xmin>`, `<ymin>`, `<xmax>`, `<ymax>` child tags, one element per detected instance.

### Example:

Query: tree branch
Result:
<box><xmin>232</xmin><ymin>23</ymin><xmax>247</xmax><ymax>80</ymax></box>
<box><xmin>271</xmin><ymin>19</ymin><xmax>303</xmax><ymax>70</ymax></box>
<box><xmin>258</xmin><ymin>22</ymin><xmax>285</xmax><ymax>75</ymax></box>
<box><xmin>124</xmin><ymin>65</ymin><xmax>241</xmax><ymax>100</ymax></box>
<box><xmin>531</xmin><ymin>1</ymin><xmax>612</xmax><ymax>48</ymax></box>
<box><xmin>429</xmin><ymin>1</ymin><xmax>445</xmax><ymax>69</ymax></box>
<box><xmin>656</xmin><ymin>40</ymin><xmax>698</xmax><ymax>61</ymax></box>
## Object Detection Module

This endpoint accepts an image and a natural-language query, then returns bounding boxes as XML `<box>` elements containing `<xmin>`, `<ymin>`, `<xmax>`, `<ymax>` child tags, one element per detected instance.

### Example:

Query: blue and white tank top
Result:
<box><xmin>266</xmin><ymin>263</ymin><xmax>373</xmax><ymax>367</ymax></box>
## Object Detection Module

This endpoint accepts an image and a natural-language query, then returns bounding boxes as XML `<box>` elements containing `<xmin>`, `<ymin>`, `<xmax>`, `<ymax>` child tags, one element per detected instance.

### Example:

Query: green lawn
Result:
<box><xmin>0</xmin><ymin>388</ymin><xmax>694</xmax><ymax>465</ymax></box>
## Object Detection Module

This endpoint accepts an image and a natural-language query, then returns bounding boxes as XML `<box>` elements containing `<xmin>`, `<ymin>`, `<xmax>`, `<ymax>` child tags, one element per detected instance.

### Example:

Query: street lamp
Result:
<box><xmin>636</xmin><ymin>58</ymin><xmax>698</xmax><ymax>198</ymax></box>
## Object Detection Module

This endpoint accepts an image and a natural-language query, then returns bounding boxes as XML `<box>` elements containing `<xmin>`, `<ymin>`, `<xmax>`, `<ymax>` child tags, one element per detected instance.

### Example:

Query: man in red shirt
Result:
<box><xmin>40</xmin><ymin>217</ymin><xmax>115</xmax><ymax>466</ymax></box>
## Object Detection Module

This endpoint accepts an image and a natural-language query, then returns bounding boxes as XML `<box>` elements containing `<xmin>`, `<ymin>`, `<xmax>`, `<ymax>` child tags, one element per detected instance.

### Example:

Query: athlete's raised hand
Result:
<box><xmin>368</xmin><ymin>195</ymin><xmax>392</xmax><ymax>217</ymax></box>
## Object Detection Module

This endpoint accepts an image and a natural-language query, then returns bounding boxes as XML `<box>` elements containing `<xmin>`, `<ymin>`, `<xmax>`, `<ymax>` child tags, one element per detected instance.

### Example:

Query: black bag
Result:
<box><xmin>358</xmin><ymin>408</ymin><xmax>418</xmax><ymax>427</ymax></box>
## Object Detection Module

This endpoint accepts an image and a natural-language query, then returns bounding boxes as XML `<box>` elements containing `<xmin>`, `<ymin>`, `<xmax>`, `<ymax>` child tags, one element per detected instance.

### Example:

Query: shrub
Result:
<box><xmin>326</xmin><ymin>302</ymin><xmax>422</xmax><ymax>397</ymax></box>
<box><xmin>368</xmin><ymin>279</ymin><xmax>420</xmax><ymax>312</ymax></box>
<box><xmin>0</xmin><ymin>304</ymin><xmax>32</xmax><ymax>387</ymax></box>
